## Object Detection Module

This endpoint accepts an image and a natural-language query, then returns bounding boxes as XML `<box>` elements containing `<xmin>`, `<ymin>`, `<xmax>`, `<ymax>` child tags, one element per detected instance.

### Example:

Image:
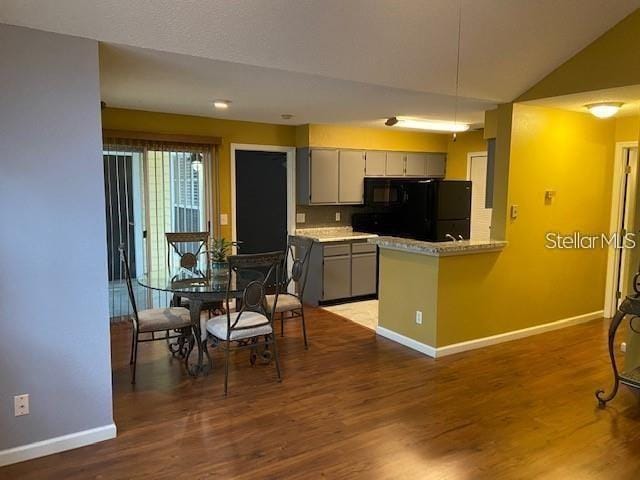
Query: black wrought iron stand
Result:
<box><xmin>595</xmin><ymin>282</ymin><xmax>640</xmax><ymax>406</ymax></box>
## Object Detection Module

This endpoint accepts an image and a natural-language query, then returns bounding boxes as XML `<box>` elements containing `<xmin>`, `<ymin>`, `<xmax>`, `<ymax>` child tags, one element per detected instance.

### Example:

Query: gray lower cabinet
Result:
<box><xmin>351</xmin><ymin>252</ymin><xmax>377</xmax><ymax>296</ymax></box>
<box><xmin>322</xmin><ymin>255</ymin><xmax>351</xmax><ymax>300</ymax></box>
<box><xmin>303</xmin><ymin>239</ymin><xmax>378</xmax><ymax>305</ymax></box>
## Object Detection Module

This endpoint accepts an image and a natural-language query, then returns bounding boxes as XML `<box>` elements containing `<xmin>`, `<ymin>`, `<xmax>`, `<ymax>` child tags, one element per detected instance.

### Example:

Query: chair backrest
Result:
<box><xmin>224</xmin><ymin>251</ymin><xmax>285</xmax><ymax>339</ymax></box>
<box><xmin>283</xmin><ymin>235</ymin><xmax>314</xmax><ymax>297</ymax></box>
<box><xmin>119</xmin><ymin>244</ymin><xmax>140</xmax><ymax>328</ymax></box>
<box><xmin>165</xmin><ymin>231</ymin><xmax>209</xmax><ymax>273</ymax></box>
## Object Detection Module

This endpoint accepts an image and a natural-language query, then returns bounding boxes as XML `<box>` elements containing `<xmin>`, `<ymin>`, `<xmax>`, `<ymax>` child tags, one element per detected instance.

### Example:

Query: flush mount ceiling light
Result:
<box><xmin>213</xmin><ymin>100</ymin><xmax>230</xmax><ymax>109</ymax></box>
<box><xmin>385</xmin><ymin>117</ymin><xmax>470</xmax><ymax>132</ymax></box>
<box><xmin>586</xmin><ymin>102</ymin><xmax>623</xmax><ymax>118</ymax></box>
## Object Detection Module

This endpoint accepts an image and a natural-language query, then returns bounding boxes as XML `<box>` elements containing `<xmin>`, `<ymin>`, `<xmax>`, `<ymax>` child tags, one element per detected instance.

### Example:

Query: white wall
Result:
<box><xmin>0</xmin><ymin>24</ymin><xmax>115</xmax><ymax>465</ymax></box>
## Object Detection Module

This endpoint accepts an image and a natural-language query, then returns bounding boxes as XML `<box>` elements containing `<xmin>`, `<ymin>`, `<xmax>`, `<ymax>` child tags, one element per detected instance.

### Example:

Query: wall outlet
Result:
<box><xmin>510</xmin><ymin>205</ymin><xmax>519</xmax><ymax>219</ymax></box>
<box><xmin>220</xmin><ymin>213</ymin><xmax>228</xmax><ymax>226</ymax></box>
<box><xmin>415</xmin><ymin>311</ymin><xmax>423</xmax><ymax>325</ymax></box>
<box><xmin>335</xmin><ymin>212</ymin><xmax>341</xmax><ymax>222</ymax></box>
<box><xmin>621</xmin><ymin>342</ymin><xmax>627</xmax><ymax>353</ymax></box>
<box><xmin>14</xmin><ymin>394</ymin><xmax>29</xmax><ymax>416</ymax></box>
<box><xmin>296</xmin><ymin>213</ymin><xmax>306</xmax><ymax>223</ymax></box>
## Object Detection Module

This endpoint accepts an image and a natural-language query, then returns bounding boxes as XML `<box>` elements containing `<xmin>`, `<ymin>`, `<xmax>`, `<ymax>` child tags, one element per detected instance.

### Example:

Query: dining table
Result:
<box><xmin>137</xmin><ymin>267</ymin><xmax>264</xmax><ymax>376</ymax></box>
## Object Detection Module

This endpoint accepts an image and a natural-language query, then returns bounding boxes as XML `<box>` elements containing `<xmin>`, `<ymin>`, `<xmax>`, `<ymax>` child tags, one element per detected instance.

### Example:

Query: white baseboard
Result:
<box><xmin>375</xmin><ymin>326</ymin><xmax>437</xmax><ymax>357</ymax></box>
<box><xmin>0</xmin><ymin>423</ymin><xmax>116</xmax><ymax>467</ymax></box>
<box><xmin>376</xmin><ymin>310</ymin><xmax>603</xmax><ymax>359</ymax></box>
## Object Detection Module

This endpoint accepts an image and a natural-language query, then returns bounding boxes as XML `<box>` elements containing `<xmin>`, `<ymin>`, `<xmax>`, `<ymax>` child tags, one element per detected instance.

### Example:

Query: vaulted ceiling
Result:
<box><xmin>1</xmin><ymin>0</ymin><xmax>638</xmax><ymax>126</ymax></box>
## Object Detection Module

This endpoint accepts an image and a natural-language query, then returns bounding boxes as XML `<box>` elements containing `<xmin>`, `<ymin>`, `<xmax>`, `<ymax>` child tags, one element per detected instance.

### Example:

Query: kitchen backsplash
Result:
<box><xmin>296</xmin><ymin>204</ymin><xmax>370</xmax><ymax>228</ymax></box>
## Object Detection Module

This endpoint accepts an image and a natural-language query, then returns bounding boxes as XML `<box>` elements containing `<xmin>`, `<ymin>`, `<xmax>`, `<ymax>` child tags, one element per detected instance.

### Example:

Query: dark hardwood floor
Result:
<box><xmin>2</xmin><ymin>308</ymin><xmax>640</xmax><ymax>479</ymax></box>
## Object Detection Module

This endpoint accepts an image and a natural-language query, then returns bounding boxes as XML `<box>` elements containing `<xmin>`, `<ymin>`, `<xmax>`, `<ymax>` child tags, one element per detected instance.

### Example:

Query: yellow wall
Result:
<box><xmin>378</xmin><ymin>104</ymin><xmax>617</xmax><ymax>347</ymax></box>
<box><xmin>445</xmin><ymin>130</ymin><xmax>487</xmax><ymax>180</ymax></box>
<box><xmin>438</xmin><ymin>104</ymin><xmax>615</xmax><ymax>345</ymax></box>
<box><xmin>378</xmin><ymin>249</ymin><xmax>439</xmax><ymax>346</ymax></box>
<box><xmin>517</xmin><ymin>9</ymin><xmax>640</xmax><ymax>101</ymax></box>
<box><xmin>306</xmin><ymin>123</ymin><xmax>449</xmax><ymax>152</ymax></box>
<box><xmin>615</xmin><ymin>115</ymin><xmax>640</xmax><ymax>142</ymax></box>
<box><xmin>102</xmin><ymin>108</ymin><xmax>297</xmax><ymax>239</ymax></box>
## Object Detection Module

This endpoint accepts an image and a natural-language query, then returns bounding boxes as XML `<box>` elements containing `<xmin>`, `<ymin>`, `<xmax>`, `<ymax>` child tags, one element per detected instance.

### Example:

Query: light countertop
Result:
<box><xmin>293</xmin><ymin>227</ymin><xmax>378</xmax><ymax>243</ymax></box>
<box><xmin>368</xmin><ymin>236</ymin><xmax>507</xmax><ymax>257</ymax></box>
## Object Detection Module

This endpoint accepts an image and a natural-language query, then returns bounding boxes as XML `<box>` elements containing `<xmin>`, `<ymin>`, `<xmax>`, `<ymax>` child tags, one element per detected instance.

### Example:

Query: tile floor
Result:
<box><xmin>321</xmin><ymin>299</ymin><xmax>379</xmax><ymax>330</ymax></box>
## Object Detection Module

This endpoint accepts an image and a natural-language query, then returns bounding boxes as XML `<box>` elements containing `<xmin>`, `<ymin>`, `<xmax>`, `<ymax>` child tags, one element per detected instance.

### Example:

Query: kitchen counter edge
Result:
<box><xmin>367</xmin><ymin>236</ymin><xmax>507</xmax><ymax>257</ymax></box>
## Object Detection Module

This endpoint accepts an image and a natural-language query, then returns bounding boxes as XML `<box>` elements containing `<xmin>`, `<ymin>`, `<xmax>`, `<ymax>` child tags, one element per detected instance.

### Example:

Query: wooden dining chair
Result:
<box><xmin>204</xmin><ymin>251</ymin><xmax>285</xmax><ymax>395</ymax></box>
<box><xmin>120</xmin><ymin>245</ymin><xmax>193</xmax><ymax>384</ymax></box>
<box><xmin>265</xmin><ymin>235</ymin><xmax>313</xmax><ymax>348</ymax></box>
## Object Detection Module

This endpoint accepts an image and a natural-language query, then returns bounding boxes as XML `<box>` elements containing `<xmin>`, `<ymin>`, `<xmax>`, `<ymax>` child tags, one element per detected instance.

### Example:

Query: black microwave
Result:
<box><xmin>364</xmin><ymin>178</ymin><xmax>410</xmax><ymax>207</ymax></box>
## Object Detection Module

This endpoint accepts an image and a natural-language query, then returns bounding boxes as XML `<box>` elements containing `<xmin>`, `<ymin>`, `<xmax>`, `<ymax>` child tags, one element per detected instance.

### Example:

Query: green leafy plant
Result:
<box><xmin>209</xmin><ymin>238</ymin><xmax>240</xmax><ymax>263</ymax></box>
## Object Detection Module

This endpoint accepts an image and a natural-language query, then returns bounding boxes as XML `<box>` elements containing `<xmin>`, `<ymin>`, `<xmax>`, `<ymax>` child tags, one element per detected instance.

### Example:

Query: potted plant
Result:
<box><xmin>209</xmin><ymin>238</ymin><xmax>240</xmax><ymax>278</ymax></box>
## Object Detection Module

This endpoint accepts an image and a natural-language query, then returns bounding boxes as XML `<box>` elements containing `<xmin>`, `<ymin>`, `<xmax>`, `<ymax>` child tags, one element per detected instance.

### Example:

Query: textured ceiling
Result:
<box><xmin>2</xmin><ymin>0</ymin><xmax>639</xmax><ymax>126</ymax></box>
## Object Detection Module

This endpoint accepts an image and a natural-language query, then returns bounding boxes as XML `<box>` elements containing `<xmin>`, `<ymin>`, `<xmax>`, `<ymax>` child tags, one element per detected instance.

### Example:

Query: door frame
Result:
<box><xmin>230</xmin><ymin>143</ymin><xmax>296</xmax><ymax>252</ymax></box>
<box><xmin>605</xmin><ymin>141</ymin><xmax>639</xmax><ymax>317</ymax></box>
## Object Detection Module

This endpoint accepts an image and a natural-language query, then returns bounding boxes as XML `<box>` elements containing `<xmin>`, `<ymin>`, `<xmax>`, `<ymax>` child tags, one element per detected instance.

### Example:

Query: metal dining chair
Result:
<box><xmin>165</xmin><ymin>230</ymin><xmax>219</xmax><ymax>316</ymax></box>
<box><xmin>204</xmin><ymin>251</ymin><xmax>285</xmax><ymax>395</ymax></box>
<box><xmin>265</xmin><ymin>235</ymin><xmax>313</xmax><ymax>348</ymax></box>
<box><xmin>165</xmin><ymin>230</ymin><xmax>210</xmax><ymax>274</ymax></box>
<box><xmin>120</xmin><ymin>245</ymin><xmax>192</xmax><ymax>384</ymax></box>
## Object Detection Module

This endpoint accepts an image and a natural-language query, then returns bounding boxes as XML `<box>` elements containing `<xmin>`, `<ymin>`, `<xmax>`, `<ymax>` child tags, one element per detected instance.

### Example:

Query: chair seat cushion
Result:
<box><xmin>137</xmin><ymin>307</ymin><xmax>191</xmax><ymax>332</ymax></box>
<box><xmin>206</xmin><ymin>311</ymin><xmax>272</xmax><ymax>341</ymax></box>
<box><xmin>265</xmin><ymin>294</ymin><xmax>302</xmax><ymax>313</ymax></box>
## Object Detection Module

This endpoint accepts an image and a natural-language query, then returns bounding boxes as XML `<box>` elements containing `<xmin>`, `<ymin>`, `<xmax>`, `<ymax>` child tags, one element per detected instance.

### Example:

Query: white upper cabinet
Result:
<box><xmin>385</xmin><ymin>152</ymin><xmax>405</xmax><ymax>176</ymax></box>
<box><xmin>426</xmin><ymin>153</ymin><xmax>446</xmax><ymax>178</ymax></box>
<box><xmin>339</xmin><ymin>150</ymin><xmax>365</xmax><ymax>204</ymax></box>
<box><xmin>405</xmin><ymin>153</ymin><xmax>428</xmax><ymax>176</ymax></box>
<box><xmin>365</xmin><ymin>151</ymin><xmax>386</xmax><ymax>176</ymax></box>
<box><xmin>297</xmin><ymin>147</ymin><xmax>447</xmax><ymax>204</ymax></box>
<box><xmin>310</xmin><ymin>149</ymin><xmax>339</xmax><ymax>204</ymax></box>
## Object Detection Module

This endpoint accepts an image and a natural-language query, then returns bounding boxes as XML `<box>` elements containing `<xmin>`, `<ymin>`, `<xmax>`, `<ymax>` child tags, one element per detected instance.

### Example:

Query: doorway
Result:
<box><xmin>605</xmin><ymin>143</ymin><xmax>639</xmax><ymax>317</ymax></box>
<box><xmin>466</xmin><ymin>152</ymin><xmax>492</xmax><ymax>240</ymax></box>
<box><xmin>230</xmin><ymin>144</ymin><xmax>296</xmax><ymax>255</ymax></box>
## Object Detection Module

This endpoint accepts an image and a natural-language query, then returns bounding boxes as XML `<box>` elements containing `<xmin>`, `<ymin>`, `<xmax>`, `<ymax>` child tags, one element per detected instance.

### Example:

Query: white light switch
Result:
<box><xmin>415</xmin><ymin>311</ymin><xmax>423</xmax><ymax>325</ymax></box>
<box><xmin>335</xmin><ymin>212</ymin><xmax>341</xmax><ymax>222</ymax></box>
<box><xmin>220</xmin><ymin>213</ymin><xmax>228</xmax><ymax>226</ymax></box>
<box><xmin>510</xmin><ymin>205</ymin><xmax>519</xmax><ymax>219</ymax></box>
<box><xmin>14</xmin><ymin>394</ymin><xmax>29</xmax><ymax>416</ymax></box>
<box><xmin>296</xmin><ymin>213</ymin><xmax>306</xmax><ymax>223</ymax></box>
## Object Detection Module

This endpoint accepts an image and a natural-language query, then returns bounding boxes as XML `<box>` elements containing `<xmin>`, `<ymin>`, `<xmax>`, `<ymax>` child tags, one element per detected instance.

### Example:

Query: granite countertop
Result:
<box><xmin>293</xmin><ymin>227</ymin><xmax>378</xmax><ymax>243</ymax></box>
<box><xmin>368</xmin><ymin>236</ymin><xmax>507</xmax><ymax>257</ymax></box>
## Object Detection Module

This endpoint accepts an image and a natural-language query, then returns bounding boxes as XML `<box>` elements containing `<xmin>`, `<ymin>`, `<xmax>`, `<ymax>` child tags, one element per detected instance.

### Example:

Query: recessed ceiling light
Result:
<box><xmin>586</xmin><ymin>102</ymin><xmax>623</xmax><ymax>119</ymax></box>
<box><xmin>385</xmin><ymin>117</ymin><xmax>470</xmax><ymax>132</ymax></box>
<box><xmin>213</xmin><ymin>100</ymin><xmax>230</xmax><ymax>109</ymax></box>
<box><xmin>281</xmin><ymin>114</ymin><xmax>294</xmax><ymax>120</ymax></box>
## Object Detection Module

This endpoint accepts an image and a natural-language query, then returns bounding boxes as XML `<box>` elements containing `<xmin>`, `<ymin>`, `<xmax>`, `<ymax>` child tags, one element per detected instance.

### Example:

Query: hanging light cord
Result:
<box><xmin>453</xmin><ymin>1</ymin><xmax>462</xmax><ymax>141</ymax></box>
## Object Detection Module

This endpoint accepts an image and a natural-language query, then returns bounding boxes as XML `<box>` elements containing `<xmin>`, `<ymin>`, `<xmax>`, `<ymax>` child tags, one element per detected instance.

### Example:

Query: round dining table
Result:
<box><xmin>138</xmin><ymin>267</ymin><xmax>263</xmax><ymax>376</ymax></box>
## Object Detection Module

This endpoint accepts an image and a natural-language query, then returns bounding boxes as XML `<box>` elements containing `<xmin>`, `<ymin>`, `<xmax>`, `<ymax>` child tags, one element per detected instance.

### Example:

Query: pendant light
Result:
<box><xmin>452</xmin><ymin>1</ymin><xmax>462</xmax><ymax>142</ymax></box>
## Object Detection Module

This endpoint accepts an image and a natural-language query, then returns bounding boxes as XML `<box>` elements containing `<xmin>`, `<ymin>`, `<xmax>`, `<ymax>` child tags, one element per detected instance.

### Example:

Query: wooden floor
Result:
<box><xmin>2</xmin><ymin>308</ymin><xmax>640</xmax><ymax>479</ymax></box>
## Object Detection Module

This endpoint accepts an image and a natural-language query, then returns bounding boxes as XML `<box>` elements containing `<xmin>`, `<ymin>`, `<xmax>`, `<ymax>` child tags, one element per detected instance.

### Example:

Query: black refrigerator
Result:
<box><xmin>404</xmin><ymin>180</ymin><xmax>472</xmax><ymax>242</ymax></box>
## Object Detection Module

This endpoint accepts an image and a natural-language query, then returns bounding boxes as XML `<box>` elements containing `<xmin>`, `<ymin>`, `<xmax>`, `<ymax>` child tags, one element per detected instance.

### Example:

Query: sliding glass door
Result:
<box><xmin>103</xmin><ymin>143</ymin><xmax>212</xmax><ymax>320</ymax></box>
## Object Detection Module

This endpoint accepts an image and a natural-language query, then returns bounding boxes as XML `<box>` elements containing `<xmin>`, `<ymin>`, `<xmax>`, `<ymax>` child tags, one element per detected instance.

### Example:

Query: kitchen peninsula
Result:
<box><xmin>368</xmin><ymin>236</ymin><xmax>508</xmax><ymax>357</ymax></box>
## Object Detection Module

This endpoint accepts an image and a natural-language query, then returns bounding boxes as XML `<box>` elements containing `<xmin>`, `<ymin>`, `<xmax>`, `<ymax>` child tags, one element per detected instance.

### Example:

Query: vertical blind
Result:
<box><xmin>102</xmin><ymin>136</ymin><xmax>217</xmax><ymax>320</ymax></box>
